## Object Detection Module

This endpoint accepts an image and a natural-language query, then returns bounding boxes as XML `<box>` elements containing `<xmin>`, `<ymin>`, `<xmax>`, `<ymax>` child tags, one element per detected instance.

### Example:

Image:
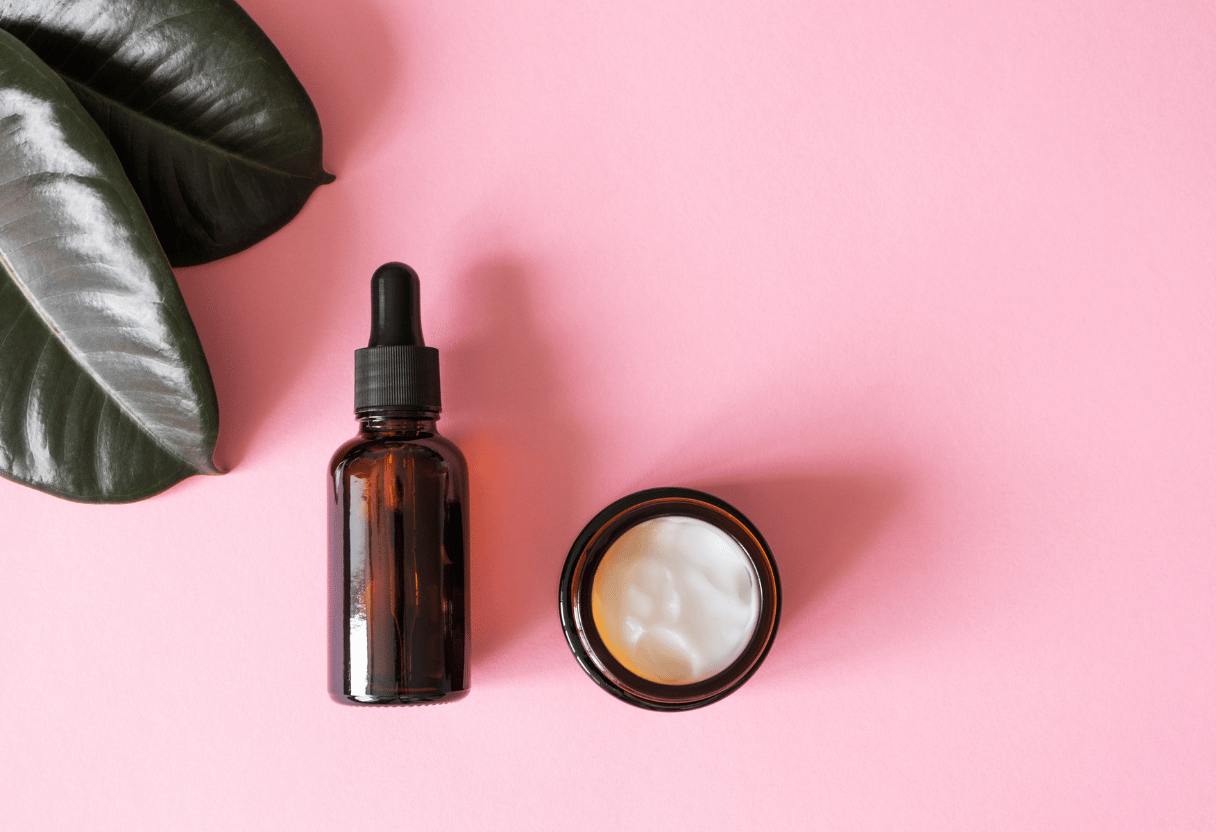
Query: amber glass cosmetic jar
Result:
<box><xmin>559</xmin><ymin>488</ymin><xmax>781</xmax><ymax>711</ymax></box>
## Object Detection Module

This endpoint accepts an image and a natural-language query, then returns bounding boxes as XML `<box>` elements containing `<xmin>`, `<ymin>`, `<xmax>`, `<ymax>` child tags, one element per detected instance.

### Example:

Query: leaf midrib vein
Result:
<box><xmin>0</xmin><ymin>243</ymin><xmax>192</xmax><ymax>467</ymax></box>
<box><xmin>59</xmin><ymin>75</ymin><xmax>324</xmax><ymax>182</ymax></box>
<box><xmin>0</xmin><ymin>29</ymin><xmax>207</xmax><ymax>478</ymax></box>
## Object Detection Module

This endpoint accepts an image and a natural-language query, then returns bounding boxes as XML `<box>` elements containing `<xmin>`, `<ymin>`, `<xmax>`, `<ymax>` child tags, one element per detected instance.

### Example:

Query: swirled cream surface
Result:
<box><xmin>590</xmin><ymin>516</ymin><xmax>760</xmax><ymax>685</ymax></box>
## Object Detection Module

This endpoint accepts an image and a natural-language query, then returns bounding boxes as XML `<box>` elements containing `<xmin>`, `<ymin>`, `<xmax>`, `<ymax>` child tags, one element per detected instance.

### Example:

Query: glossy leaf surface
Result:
<box><xmin>0</xmin><ymin>0</ymin><xmax>334</xmax><ymax>266</ymax></box>
<box><xmin>0</xmin><ymin>31</ymin><xmax>219</xmax><ymax>502</ymax></box>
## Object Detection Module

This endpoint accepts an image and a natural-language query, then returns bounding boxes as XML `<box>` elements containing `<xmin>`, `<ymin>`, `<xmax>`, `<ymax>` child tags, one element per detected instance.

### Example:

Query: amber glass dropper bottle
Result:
<box><xmin>328</xmin><ymin>262</ymin><xmax>470</xmax><ymax>705</ymax></box>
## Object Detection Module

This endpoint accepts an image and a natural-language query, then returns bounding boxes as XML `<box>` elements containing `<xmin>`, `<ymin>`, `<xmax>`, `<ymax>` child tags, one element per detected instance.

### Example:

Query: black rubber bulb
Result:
<box><xmin>369</xmin><ymin>262</ymin><xmax>425</xmax><ymax>347</ymax></box>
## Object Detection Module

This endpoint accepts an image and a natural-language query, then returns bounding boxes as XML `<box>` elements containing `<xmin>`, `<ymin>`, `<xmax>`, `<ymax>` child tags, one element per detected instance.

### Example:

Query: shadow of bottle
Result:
<box><xmin>442</xmin><ymin>257</ymin><xmax>587</xmax><ymax>672</ymax></box>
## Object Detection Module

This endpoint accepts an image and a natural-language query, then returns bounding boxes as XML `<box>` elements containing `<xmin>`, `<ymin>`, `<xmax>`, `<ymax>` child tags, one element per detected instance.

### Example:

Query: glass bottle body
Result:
<box><xmin>327</xmin><ymin>414</ymin><xmax>470</xmax><ymax>705</ymax></box>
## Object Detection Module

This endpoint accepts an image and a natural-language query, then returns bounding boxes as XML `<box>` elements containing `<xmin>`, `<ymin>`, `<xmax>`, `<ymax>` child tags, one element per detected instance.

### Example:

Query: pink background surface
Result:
<box><xmin>3</xmin><ymin>0</ymin><xmax>1215</xmax><ymax>828</ymax></box>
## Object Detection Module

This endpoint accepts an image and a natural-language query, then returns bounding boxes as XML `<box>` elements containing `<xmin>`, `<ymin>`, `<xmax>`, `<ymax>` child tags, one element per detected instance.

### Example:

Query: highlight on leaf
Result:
<box><xmin>0</xmin><ymin>29</ymin><xmax>220</xmax><ymax>502</ymax></box>
<box><xmin>0</xmin><ymin>0</ymin><xmax>334</xmax><ymax>266</ymax></box>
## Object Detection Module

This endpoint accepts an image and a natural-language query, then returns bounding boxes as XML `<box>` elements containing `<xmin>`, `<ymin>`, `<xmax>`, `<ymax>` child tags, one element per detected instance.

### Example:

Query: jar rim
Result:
<box><xmin>559</xmin><ymin>487</ymin><xmax>782</xmax><ymax>711</ymax></box>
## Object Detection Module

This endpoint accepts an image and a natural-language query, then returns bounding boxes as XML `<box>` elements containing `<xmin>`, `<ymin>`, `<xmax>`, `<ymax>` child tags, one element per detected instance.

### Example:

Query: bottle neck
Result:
<box><xmin>358</xmin><ymin>411</ymin><xmax>439</xmax><ymax>438</ymax></box>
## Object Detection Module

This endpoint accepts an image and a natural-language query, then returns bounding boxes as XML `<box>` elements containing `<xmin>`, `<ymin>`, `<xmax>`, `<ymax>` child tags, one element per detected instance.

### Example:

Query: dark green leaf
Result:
<box><xmin>0</xmin><ymin>30</ymin><xmax>219</xmax><ymax>502</ymax></box>
<box><xmin>0</xmin><ymin>0</ymin><xmax>334</xmax><ymax>266</ymax></box>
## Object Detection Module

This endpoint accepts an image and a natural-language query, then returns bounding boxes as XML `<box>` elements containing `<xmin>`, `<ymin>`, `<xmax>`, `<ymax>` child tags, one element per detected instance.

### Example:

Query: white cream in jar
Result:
<box><xmin>590</xmin><ymin>515</ymin><xmax>761</xmax><ymax>685</ymax></box>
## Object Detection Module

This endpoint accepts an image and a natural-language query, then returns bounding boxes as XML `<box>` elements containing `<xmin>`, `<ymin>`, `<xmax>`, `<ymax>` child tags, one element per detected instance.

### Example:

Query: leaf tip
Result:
<box><xmin>194</xmin><ymin>454</ymin><xmax>227</xmax><ymax>476</ymax></box>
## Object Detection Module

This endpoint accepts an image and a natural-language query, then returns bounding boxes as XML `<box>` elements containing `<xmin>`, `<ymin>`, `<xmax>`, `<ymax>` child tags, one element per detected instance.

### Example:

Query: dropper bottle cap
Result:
<box><xmin>354</xmin><ymin>262</ymin><xmax>442</xmax><ymax>415</ymax></box>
